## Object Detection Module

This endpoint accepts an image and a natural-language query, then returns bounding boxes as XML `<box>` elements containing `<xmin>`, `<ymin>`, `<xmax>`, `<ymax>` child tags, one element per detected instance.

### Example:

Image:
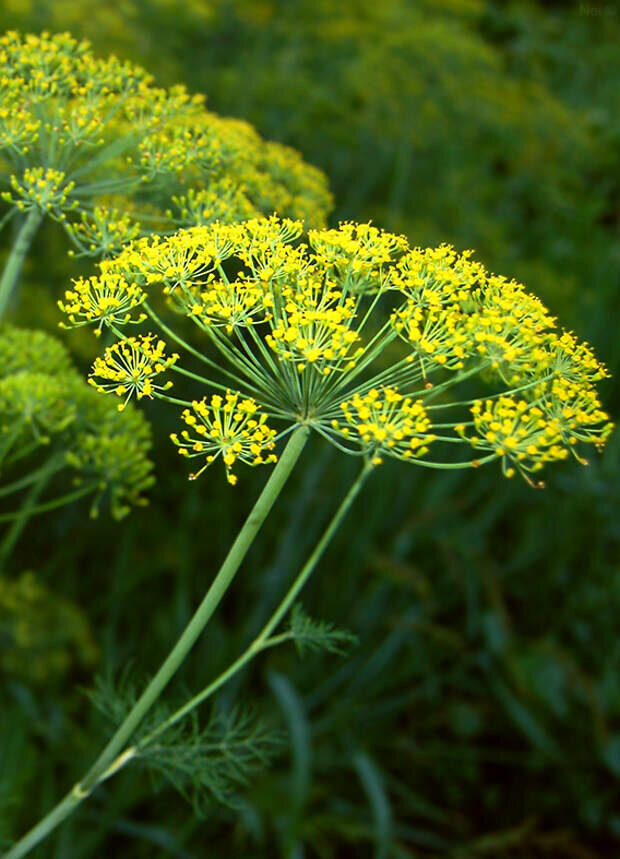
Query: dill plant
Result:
<box><xmin>4</xmin><ymin>215</ymin><xmax>612</xmax><ymax>857</ymax></box>
<box><xmin>0</xmin><ymin>325</ymin><xmax>154</xmax><ymax>562</ymax></box>
<box><xmin>0</xmin><ymin>27</ymin><xmax>331</xmax><ymax>564</ymax></box>
<box><xmin>0</xmin><ymin>32</ymin><xmax>332</xmax><ymax>777</ymax></box>
<box><xmin>0</xmin><ymin>30</ymin><xmax>331</xmax><ymax>319</ymax></box>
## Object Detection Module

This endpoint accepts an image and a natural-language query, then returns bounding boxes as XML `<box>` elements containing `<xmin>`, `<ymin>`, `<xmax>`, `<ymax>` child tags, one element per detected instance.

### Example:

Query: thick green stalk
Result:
<box><xmin>3</xmin><ymin>425</ymin><xmax>309</xmax><ymax>859</ymax></box>
<box><xmin>0</xmin><ymin>209</ymin><xmax>43</xmax><ymax>321</ymax></box>
<box><xmin>140</xmin><ymin>460</ymin><xmax>373</xmax><ymax>745</ymax></box>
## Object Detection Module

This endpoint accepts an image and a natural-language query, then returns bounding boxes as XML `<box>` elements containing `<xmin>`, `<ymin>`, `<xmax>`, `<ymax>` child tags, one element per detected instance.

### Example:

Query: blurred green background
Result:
<box><xmin>1</xmin><ymin>1</ymin><xmax>618</xmax><ymax>856</ymax></box>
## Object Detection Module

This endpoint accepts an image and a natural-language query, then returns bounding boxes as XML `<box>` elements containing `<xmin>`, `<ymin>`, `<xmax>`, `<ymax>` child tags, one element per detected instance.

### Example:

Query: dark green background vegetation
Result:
<box><xmin>1</xmin><ymin>1</ymin><xmax>618</xmax><ymax>856</ymax></box>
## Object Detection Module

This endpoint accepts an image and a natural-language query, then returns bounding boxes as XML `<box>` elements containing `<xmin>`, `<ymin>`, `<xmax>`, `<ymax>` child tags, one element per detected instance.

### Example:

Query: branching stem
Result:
<box><xmin>3</xmin><ymin>425</ymin><xmax>309</xmax><ymax>859</ymax></box>
<box><xmin>139</xmin><ymin>460</ymin><xmax>372</xmax><ymax>746</ymax></box>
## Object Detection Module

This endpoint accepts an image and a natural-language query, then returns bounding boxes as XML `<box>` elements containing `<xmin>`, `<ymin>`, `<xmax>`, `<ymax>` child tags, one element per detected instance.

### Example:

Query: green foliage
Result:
<box><xmin>0</xmin><ymin>28</ymin><xmax>332</xmax><ymax>242</ymax></box>
<box><xmin>88</xmin><ymin>674</ymin><xmax>283</xmax><ymax>812</ymax></box>
<box><xmin>138</xmin><ymin>708</ymin><xmax>283</xmax><ymax>812</ymax></box>
<box><xmin>288</xmin><ymin>603</ymin><xmax>357</xmax><ymax>658</ymax></box>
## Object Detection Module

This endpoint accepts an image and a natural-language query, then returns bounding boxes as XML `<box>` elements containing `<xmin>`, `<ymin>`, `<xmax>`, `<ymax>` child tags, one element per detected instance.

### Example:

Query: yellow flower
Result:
<box><xmin>457</xmin><ymin>390</ymin><xmax>612</xmax><ymax>485</ymax></box>
<box><xmin>89</xmin><ymin>335</ymin><xmax>178</xmax><ymax>409</ymax></box>
<box><xmin>2</xmin><ymin>167</ymin><xmax>76</xmax><ymax>218</ymax></box>
<box><xmin>64</xmin><ymin>205</ymin><xmax>142</xmax><ymax>258</ymax></box>
<box><xmin>0</xmin><ymin>30</ymin><xmax>332</xmax><ymax>277</ymax></box>
<box><xmin>58</xmin><ymin>273</ymin><xmax>147</xmax><ymax>332</ymax></box>
<box><xmin>76</xmin><ymin>217</ymin><xmax>612</xmax><ymax>486</ymax></box>
<box><xmin>170</xmin><ymin>391</ymin><xmax>277</xmax><ymax>484</ymax></box>
<box><xmin>332</xmin><ymin>386</ymin><xmax>435</xmax><ymax>463</ymax></box>
<box><xmin>310</xmin><ymin>221</ymin><xmax>408</xmax><ymax>290</ymax></box>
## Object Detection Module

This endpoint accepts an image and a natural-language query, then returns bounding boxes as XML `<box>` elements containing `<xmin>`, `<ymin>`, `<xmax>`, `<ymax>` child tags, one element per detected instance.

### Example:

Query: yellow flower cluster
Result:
<box><xmin>64</xmin><ymin>205</ymin><xmax>142</xmax><ymax>258</ymax></box>
<box><xmin>0</xmin><ymin>30</ymin><xmax>160</xmax><ymax>152</ymax></box>
<box><xmin>388</xmin><ymin>244</ymin><xmax>581</xmax><ymax>386</ymax></box>
<box><xmin>71</xmin><ymin>216</ymin><xmax>612</xmax><ymax>485</ymax></box>
<box><xmin>389</xmin><ymin>244</ymin><xmax>611</xmax><ymax>394</ymax></box>
<box><xmin>58</xmin><ymin>273</ymin><xmax>147</xmax><ymax>333</ymax></box>
<box><xmin>333</xmin><ymin>387</ymin><xmax>435</xmax><ymax>464</ymax></box>
<box><xmin>309</xmin><ymin>221</ymin><xmax>408</xmax><ymax>289</ymax></box>
<box><xmin>266</xmin><ymin>292</ymin><xmax>363</xmax><ymax>375</ymax></box>
<box><xmin>457</xmin><ymin>397</ymin><xmax>571</xmax><ymax>484</ymax></box>
<box><xmin>2</xmin><ymin>167</ymin><xmax>76</xmax><ymax>218</ymax></box>
<box><xmin>457</xmin><ymin>385</ymin><xmax>612</xmax><ymax>484</ymax></box>
<box><xmin>537</xmin><ymin>377</ymin><xmax>612</xmax><ymax>454</ymax></box>
<box><xmin>468</xmin><ymin>274</ymin><xmax>557</xmax><ymax>380</ymax></box>
<box><xmin>97</xmin><ymin>217</ymin><xmax>307</xmax><ymax>297</ymax></box>
<box><xmin>0</xmin><ymin>371</ymin><xmax>75</xmax><ymax>444</ymax></box>
<box><xmin>235</xmin><ymin>215</ymin><xmax>305</xmax><ymax>260</ymax></box>
<box><xmin>390</xmin><ymin>245</ymin><xmax>486</xmax><ymax>371</ymax></box>
<box><xmin>170</xmin><ymin>391</ymin><xmax>278</xmax><ymax>484</ymax></box>
<box><xmin>114</xmin><ymin>225</ymin><xmax>242</xmax><ymax>290</ymax></box>
<box><xmin>168</xmin><ymin>183</ymin><xmax>256</xmax><ymax>229</ymax></box>
<box><xmin>89</xmin><ymin>335</ymin><xmax>178</xmax><ymax>409</ymax></box>
<box><xmin>187</xmin><ymin>276</ymin><xmax>269</xmax><ymax>332</ymax></box>
<box><xmin>544</xmin><ymin>330</ymin><xmax>609</xmax><ymax>385</ymax></box>
<box><xmin>0</xmin><ymin>31</ymin><xmax>332</xmax><ymax>268</ymax></box>
<box><xmin>0</xmin><ymin>99</ymin><xmax>39</xmax><ymax>151</ymax></box>
<box><xmin>393</xmin><ymin>244</ymin><xmax>485</xmax><ymax>305</ymax></box>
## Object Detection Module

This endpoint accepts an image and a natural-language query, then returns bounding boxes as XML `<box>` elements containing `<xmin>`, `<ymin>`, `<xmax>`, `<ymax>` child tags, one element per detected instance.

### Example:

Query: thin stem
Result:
<box><xmin>0</xmin><ymin>209</ymin><xmax>43</xmax><ymax>320</ymax></box>
<box><xmin>0</xmin><ymin>420</ymin><xmax>26</xmax><ymax>469</ymax></box>
<box><xmin>0</xmin><ymin>207</ymin><xmax>16</xmax><ymax>234</ymax></box>
<box><xmin>0</xmin><ymin>470</ymin><xmax>51</xmax><ymax>566</ymax></box>
<box><xmin>2</xmin><ymin>438</ymin><xmax>42</xmax><ymax>468</ymax></box>
<box><xmin>0</xmin><ymin>455</ymin><xmax>65</xmax><ymax>498</ymax></box>
<box><xmin>3</xmin><ymin>426</ymin><xmax>310</xmax><ymax>859</ymax></box>
<box><xmin>143</xmin><ymin>303</ymin><xmax>250</xmax><ymax>391</ymax></box>
<box><xmin>403</xmin><ymin>452</ymin><xmax>498</xmax><ymax>470</ymax></box>
<box><xmin>0</xmin><ymin>483</ymin><xmax>96</xmax><ymax>523</ymax></box>
<box><xmin>140</xmin><ymin>460</ymin><xmax>372</xmax><ymax>746</ymax></box>
<box><xmin>153</xmin><ymin>391</ymin><xmax>193</xmax><ymax>408</ymax></box>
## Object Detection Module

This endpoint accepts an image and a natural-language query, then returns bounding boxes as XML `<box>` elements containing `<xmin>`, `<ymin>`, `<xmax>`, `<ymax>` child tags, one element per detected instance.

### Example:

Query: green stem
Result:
<box><xmin>0</xmin><ymin>455</ymin><xmax>65</xmax><ymax>498</ymax></box>
<box><xmin>0</xmin><ymin>209</ymin><xmax>43</xmax><ymax>320</ymax></box>
<box><xmin>2</xmin><ymin>794</ymin><xmax>81</xmax><ymax>859</ymax></box>
<box><xmin>3</xmin><ymin>425</ymin><xmax>309</xmax><ymax>859</ymax></box>
<box><xmin>0</xmin><ymin>420</ymin><xmax>26</xmax><ymax>469</ymax></box>
<box><xmin>143</xmin><ymin>302</ymin><xmax>250</xmax><ymax>391</ymax></box>
<box><xmin>140</xmin><ymin>460</ymin><xmax>372</xmax><ymax>746</ymax></box>
<box><xmin>0</xmin><ymin>457</ymin><xmax>63</xmax><ymax>565</ymax></box>
<box><xmin>0</xmin><ymin>483</ymin><xmax>96</xmax><ymax>523</ymax></box>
